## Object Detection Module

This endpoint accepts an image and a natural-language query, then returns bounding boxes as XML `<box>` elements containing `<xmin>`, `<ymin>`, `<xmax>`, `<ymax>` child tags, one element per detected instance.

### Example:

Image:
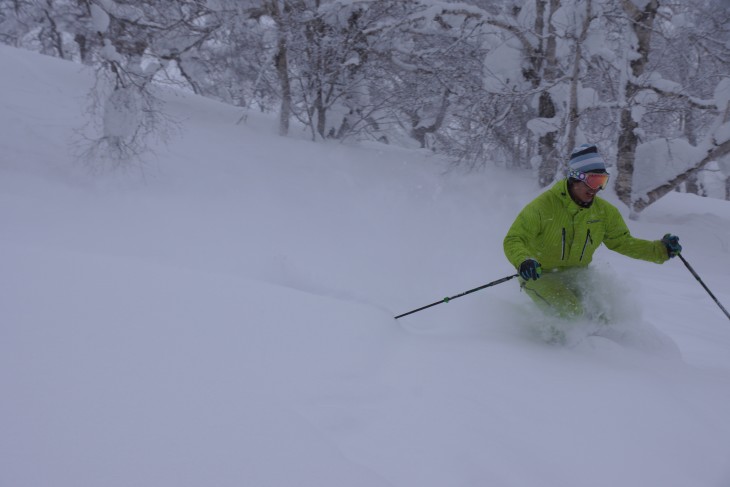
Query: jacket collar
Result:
<box><xmin>550</xmin><ymin>179</ymin><xmax>594</xmax><ymax>210</ymax></box>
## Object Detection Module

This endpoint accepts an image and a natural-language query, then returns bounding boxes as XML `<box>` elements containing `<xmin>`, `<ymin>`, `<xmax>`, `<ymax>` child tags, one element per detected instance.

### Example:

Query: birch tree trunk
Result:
<box><xmin>268</xmin><ymin>1</ymin><xmax>292</xmax><ymax>136</ymax></box>
<box><xmin>274</xmin><ymin>35</ymin><xmax>291</xmax><ymax>136</ymax></box>
<box><xmin>615</xmin><ymin>0</ymin><xmax>659</xmax><ymax>211</ymax></box>
<box><xmin>632</xmin><ymin>140</ymin><xmax>730</xmax><ymax>212</ymax></box>
<box><xmin>564</xmin><ymin>0</ymin><xmax>593</xmax><ymax>155</ymax></box>
<box><xmin>536</xmin><ymin>0</ymin><xmax>562</xmax><ymax>187</ymax></box>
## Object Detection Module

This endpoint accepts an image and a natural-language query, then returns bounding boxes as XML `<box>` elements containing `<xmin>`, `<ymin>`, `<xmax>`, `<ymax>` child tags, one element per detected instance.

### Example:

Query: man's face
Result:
<box><xmin>571</xmin><ymin>180</ymin><xmax>600</xmax><ymax>205</ymax></box>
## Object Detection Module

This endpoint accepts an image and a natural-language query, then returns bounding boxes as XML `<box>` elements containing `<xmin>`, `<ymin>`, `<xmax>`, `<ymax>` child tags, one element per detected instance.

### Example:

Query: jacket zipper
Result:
<box><xmin>580</xmin><ymin>229</ymin><xmax>592</xmax><ymax>261</ymax></box>
<box><xmin>561</xmin><ymin>228</ymin><xmax>566</xmax><ymax>260</ymax></box>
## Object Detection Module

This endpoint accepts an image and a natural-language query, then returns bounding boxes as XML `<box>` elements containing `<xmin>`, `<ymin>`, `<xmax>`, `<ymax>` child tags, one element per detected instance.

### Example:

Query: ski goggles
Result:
<box><xmin>569</xmin><ymin>170</ymin><xmax>610</xmax><ymax>190</ymax></box>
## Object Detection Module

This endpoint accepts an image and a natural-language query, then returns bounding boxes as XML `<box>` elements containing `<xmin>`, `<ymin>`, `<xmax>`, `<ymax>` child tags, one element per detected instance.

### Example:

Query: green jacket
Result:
<box><xmin>504</xmin><ymin>180</ymin><xmax>668</xmax><ymax>272</ymax></box>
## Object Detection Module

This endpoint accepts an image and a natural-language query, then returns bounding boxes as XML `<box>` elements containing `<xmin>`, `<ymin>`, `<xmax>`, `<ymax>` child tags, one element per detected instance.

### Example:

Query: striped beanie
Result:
<box><xmin>569</xmin><ymin>144</ymin><xmax>607</xmax><ymax>173</ymax></box>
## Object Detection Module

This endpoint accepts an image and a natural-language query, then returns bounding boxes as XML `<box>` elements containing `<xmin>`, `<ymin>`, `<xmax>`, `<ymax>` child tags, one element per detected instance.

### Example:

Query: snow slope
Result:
<box><xmin>2</xmin><ymin>45</ymin><xmax>730</xmax><ymax>487</ymax></box>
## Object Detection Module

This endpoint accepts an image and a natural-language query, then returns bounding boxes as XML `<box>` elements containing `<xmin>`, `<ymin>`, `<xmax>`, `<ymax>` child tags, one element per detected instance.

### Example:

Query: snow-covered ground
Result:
<box><xmin>2</xmin><ymin>45</ymin><xmax>730</xmax><ymax>487</ymax></box>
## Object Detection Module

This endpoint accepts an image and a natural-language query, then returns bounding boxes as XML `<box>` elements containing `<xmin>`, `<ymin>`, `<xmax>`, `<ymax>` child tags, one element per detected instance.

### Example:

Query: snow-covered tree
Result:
<box><xmin>606</xmin><ymin>0</ymin><xmax>730</xmax><ymax>213</ymax></box>
<box><xmin>78</xmin><ymin>0</ymin><xmax>215</xmax><ymax>167</ymax></box>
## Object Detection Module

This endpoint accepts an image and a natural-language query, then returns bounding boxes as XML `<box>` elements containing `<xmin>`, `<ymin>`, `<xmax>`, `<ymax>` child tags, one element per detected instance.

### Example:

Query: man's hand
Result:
<box><xmin>519</xmin><ymin>259</ymin><xmax>542</xmax><ymax>280</ymax></box>
<box><xmin>661</xmin><ymin>234</ymin><xmax>682</xmax><ymax>258</ymax></box>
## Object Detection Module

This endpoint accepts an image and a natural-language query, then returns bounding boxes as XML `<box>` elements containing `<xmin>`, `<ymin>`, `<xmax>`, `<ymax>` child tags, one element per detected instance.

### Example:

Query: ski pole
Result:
<box><xmin>678</xmin><ymin>254</ymin><xmax>730</xmax><ymax>321</ymax></box>
<box><xmin>394</xmin><ymin>274</ymin><xmax>519</xmax><ymax>320</ymax></box>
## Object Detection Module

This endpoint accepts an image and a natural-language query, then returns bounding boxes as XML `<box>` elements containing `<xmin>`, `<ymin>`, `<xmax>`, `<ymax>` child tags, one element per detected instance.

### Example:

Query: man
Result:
<box><xmin>503</xmin><ymin>144</ymin><xmax>681</xmax><ymax>320</ymax></box>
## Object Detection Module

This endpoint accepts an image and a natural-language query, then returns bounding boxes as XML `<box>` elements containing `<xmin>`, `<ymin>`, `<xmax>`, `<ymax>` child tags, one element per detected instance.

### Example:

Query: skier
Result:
<box><xmin>503</xmin><ymin>144</ymin><xmax>682</xmax><ymax>320</ymax></box>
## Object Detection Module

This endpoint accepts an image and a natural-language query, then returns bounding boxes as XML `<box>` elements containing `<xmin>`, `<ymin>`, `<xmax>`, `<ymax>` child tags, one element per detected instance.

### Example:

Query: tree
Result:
<box><xmin>77</xmin><ymin>0</ymin><xmax>215</xmax><ymax>168</ymax></box>
<box><xmin>283</xmin><ymin>0</ymin><xmax>402</xmax><ymax>141</ymax></box>
<box><xmin>610</xmin><ymin>0</ymin><xmax>730</xmax><ymax>213</ymax></box>
<box><xmin>607</xmin><ymin>0</ymin><xmax>658</xmax><ymax>209</ymax></box>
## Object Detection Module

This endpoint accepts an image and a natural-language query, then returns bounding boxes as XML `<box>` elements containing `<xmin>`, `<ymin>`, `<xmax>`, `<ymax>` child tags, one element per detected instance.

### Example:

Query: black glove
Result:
<box><xmin>661</xmin><ymin>234</ymin><xmax>682</xmax><ymax>258</ymax></box>
<box><xmin>518</xmin><ymin>259</ymin><xmax>542</xmax><ymax>280</ymax></box>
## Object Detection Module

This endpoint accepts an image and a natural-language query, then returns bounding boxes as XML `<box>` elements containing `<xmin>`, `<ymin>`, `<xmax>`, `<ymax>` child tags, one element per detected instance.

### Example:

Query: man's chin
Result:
<box><xmin>578</xmin><ymin>195</ymin><xmax>595</xmax><ymax>207</ymax></box>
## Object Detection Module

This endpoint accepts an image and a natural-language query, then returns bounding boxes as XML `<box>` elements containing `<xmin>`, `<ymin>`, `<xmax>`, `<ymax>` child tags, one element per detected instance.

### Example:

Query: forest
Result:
<box><xmin>2</xmin><ymin>0</ymin><xmax>729</xmax><ymax>213</ymax></box>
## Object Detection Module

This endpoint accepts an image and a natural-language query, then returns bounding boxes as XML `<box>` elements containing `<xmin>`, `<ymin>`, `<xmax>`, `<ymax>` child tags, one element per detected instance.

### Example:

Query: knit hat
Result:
<box><xmin>569</xmin><ymin>144</ymin><xmax>607</xmax><ymax>173</ymax></box>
